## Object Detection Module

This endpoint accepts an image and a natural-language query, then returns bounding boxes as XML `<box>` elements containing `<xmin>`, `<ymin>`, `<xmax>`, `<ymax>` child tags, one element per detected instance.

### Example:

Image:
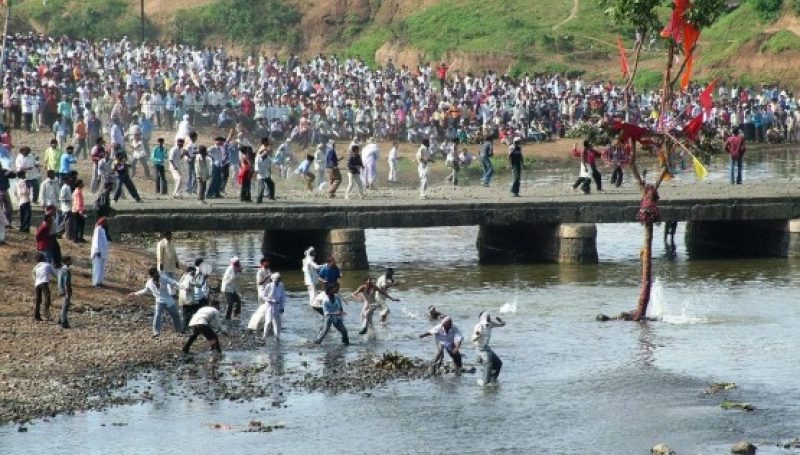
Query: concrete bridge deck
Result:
<box><xmin>104</xmin><ymin>181</ymin><xmax>800</xmax><ymax>233</ymax></box>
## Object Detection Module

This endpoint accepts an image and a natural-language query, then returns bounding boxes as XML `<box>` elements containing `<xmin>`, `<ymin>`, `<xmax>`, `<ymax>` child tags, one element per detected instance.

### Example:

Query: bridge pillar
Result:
<box><xmin>328</xmin><ymin>229</ymin><xmax>369</xmax><ymax>270</ymax></box>
<box><xmin>789</xmin><ymin>220</ymin><xmax>800</xmax><ymax>258</ymax></box>
<box><xmin>262</xmin><ymin>228</ymin><xmax>368</xmax><ymax>270</ymax></box>
<box><xmin>476</xmin><ymin>223</ymin><xmax>597</xmax><ymax>264</ymax></box>
<box><xmin>685</xmin><ymin>219</ymin><xmax>790</xmax><ymax>258</ymax></box>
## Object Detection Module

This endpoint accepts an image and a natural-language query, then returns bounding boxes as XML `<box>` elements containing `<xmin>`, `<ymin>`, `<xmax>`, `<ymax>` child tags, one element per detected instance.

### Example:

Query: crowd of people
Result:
<box><xmin>4</xmin><ymin>31</ymin><xmax>796</xmax><ymax>385</ymax></box>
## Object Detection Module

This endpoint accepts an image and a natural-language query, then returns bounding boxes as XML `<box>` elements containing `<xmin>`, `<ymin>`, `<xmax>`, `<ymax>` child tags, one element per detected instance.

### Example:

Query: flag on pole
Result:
<box><xmin>698</xmin><ymin>78</ymin><xmax>717</xmax><ymax>113</ymax></box>
<box><xmin>683</xmin><ymin>113</ymin><xmax>704</xmax><ymax>141</ymax></box>
<box><xmin>616</xmin><ymin>36</ymin><xmax>629</xmax><ymax>78</ymax></box>
<box><xmin>692</xmin><ymin>155</ymin><xmax>708</xmax><ymax>180</ymax></box>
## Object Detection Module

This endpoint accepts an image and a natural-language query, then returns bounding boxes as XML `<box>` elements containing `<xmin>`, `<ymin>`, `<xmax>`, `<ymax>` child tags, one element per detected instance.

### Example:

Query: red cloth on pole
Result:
<box><xmin>699</xmin><ymin>79</ymin><xmax>717</xmax><ymax>113</ymax></box>
<box><xmin>683</xmin><ymin>114</ymin><xmax>704</xmax><ymax>141</ymax></box>
<box><xmin>616</xmin><ymin>36</ymin><xmax>629</xmax><ymax>78</ymax></box>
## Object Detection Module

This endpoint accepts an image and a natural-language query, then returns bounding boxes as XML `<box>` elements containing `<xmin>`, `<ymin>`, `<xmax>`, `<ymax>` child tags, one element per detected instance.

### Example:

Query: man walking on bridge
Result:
<box><xmin>508</xmin><ymin>137</ymin><xmax>523</xmax><ymax>197</ymax></box>
<box><xmin>416</xmin><ymin>138</ymin><xmax>433</xmax><ymax>199</ymax></box>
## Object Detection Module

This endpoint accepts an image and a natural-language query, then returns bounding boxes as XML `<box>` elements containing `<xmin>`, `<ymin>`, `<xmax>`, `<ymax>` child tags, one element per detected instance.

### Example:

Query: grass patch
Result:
<box><xmin>170</xmin><ymin>0</ymin><xmax>301</xmax><ymax>48</ymax></box>
<box><xmin>15</xmin><ymin>0</ymin><xmax>154</xmax><ymax>40</ymax></box>
<box><xmin>701</xmin><ymin>3</ymin><xmax>763</xmax><ymax>67</ymax></box>
<box><xmin>344</xmin><ymin>27</ymin><xmax>392</xmax><ymax>66</ymax></box>
<box><xmin>761</xmin><ymin>29</ymin><xmax>800</xmax><ymax>53</ymax></box>
<box><xmin>633</xmin><ymin>69</ymin><xmax>663</xmax><ymax>91</ymax></box>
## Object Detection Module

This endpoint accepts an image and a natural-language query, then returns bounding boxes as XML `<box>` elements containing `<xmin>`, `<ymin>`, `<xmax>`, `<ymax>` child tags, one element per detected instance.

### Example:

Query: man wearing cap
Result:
<box><xmin>261</xmin><ymin>272</ymin><xmax>287</xmax><ymax>340</ymax></box>
<box><xmin>472</xmin><ymin>312</ymin><xmax>506</xmax><ymax>386</ymax></box>
<box><xmin>302</xmin><ymin>246</ymin><xmax>322</xmax><ymax>307</ymax></box>
<box><xmin>221</xmin><ymin>256</ymin><xmax>243</xmax><ymax>320</ymax></box>
<box><xmin>420</xmin><ymin>315</ymin><xmax>463</xmax><ymax>374</ymax></box>
<box><xmin>508</xmin><ymin>137</ymin><xmax>523</xmax><ymax>197</ymax></box>
<box><xmin>90</xmin><ymin>217</ymin><xmax>109</xmax><ymax>287</ymax></box>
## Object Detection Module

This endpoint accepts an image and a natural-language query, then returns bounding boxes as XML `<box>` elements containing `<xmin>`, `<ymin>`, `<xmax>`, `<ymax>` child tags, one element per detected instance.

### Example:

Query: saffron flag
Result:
<box><xmin>680</xmin><ymin>23</ymin><xmax>701</xmax><ymax>90</ymax></box>
<box><xmin>617</xmin><ymin>36</ymin><xmax>629</xmax><ymax>78</ymax></box>
<box><xmin>692</xmin><ymin>156</ymin><xmax>708</xmax><ymax>179</ymax></box>
<box><xmin>699</xmin><ymin>78</ymin><xmax>717</xmax><ymax>113</ymax></box>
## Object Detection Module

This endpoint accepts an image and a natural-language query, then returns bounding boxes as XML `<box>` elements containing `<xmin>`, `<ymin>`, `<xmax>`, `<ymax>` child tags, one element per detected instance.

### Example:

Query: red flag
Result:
<box><xmin>616</xmin><ymin>36</ymin><xmax>629</xmax><ymax>78</ymax></box>
<box><xmin>683</xmin><ymin>113</ymin><xmax>704</xmax><ymax>141</ymax></box>
<box><xmin>660</xmin><ymin>0</ymin><xmax>689</xmax><ymax>41</ymax></box>
<box><xmin>699</xmin><ymin>78</ymin><xmax>717</xmax><ymax>113</ymax></box>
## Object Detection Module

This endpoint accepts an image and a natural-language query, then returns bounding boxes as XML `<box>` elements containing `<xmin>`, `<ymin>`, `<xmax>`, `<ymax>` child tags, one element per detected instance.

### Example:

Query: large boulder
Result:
<box><xmin>730</xmin><ymin>441</ymin><xmax>757</xmax><ymax>454</ymax></box>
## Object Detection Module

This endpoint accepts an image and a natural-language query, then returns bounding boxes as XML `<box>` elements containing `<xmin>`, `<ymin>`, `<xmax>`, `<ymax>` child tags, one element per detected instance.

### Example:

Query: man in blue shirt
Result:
<box><xmin>325</xmin><ymin>141</ymin><xmax>341</xmax><ymax>198</ymax></box>
<box><xmin>58</xmin><ymin>146</ymin><xmax>77</xmax><ymax>184</ymax></box>
<box><xmin>151</xmin><ymin>138</ymin><xmax>168</xmax><ymax>195</ymax></box>
<box><xmin>318</xmin><ymin>256</ymin><xmax>341</xmax><ymax>287</ymax></box>
<box><xmin>313</xmin><ymin>283</ymin><xmax>349</xmax><ymax>345</ymax></box>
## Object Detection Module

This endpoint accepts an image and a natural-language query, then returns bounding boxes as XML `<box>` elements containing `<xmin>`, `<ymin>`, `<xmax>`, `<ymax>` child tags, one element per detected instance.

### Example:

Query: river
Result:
<box><xmin>2</xmin><ymin>218</ymin><xmax>800</xmax><ymax>454</ymax></box>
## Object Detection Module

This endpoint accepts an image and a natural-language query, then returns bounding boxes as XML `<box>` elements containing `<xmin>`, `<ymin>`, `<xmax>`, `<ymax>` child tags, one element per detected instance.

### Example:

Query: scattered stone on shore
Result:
<box><xmin>705</xmin><ymin>382</ymin><xmax>737</xmax><ymax>394</ymax></box>
<box><xmin>651</xmin><ymin>443</ymin><xmax>676</xmax><ymax>455</ymax></box>
<box><xmin>720</xmin><ymin>400</ymin><xmax>755</xmax><ymax>412</ymax></box>
<box><xmin>778</xmin><ymin>438</ymin><xmax>800</xmax><ymax>449</ymax></box>
<box><xmin>17</xmin><ymin>426</ymin><xmax>27</xmax><ymax>432</ymax></box>
<box><xmin>730</xmin><ymin>440</ymin><xmax>757</xmax><ymax>454</ymax></box>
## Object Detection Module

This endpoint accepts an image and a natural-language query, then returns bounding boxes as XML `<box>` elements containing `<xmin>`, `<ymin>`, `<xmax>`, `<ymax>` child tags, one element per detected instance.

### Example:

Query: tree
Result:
<box><xmin>597</xmin><ymin>0</ymin><xmax>727</xmax><ymax>321</ymax></box>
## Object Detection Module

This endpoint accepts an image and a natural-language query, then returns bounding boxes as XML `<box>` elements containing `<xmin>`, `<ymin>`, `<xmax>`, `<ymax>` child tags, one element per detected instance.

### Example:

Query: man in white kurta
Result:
<box><xmin>90</xmin><ymin>218</ymin><xmax>109</xmax><ymax>286</ymax></box>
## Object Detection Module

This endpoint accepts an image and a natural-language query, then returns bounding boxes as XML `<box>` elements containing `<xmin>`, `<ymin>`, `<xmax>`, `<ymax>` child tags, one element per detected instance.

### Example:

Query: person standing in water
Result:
<box><xmin>471</xmin><ymin>311</ymin><xmax>506</xmax><ymax>386</ymax></box>
<box><xmin>302</xmin><ymin>247</ymin><xmax>322</xmax><ymax>307</ymax></box>
<box><xmin>182</xmin><ymin>301</ymin><xmax>227</xmax><ymax>354</ymax></box>
<box><xmin>420</xmin><ymin>315</ymin><xmax>463</xmax><ymax>374</ymax></box>
<box><xmin>261</xmin><ymin>272</ymin><xmax>287</xmax><ymax>340</ymax></box>
<box><xmin>352</xmin><ymin>276</ymin><xmax>399</xmax><ymax>336</ymax></box>
<box><xmin>375</xmin><ymin>267</ymin><xmax>398</xmax><ymax>324</ymax></box>
<box><xmin>313</xmin><ymin>283</ymin><xmax>349</xmax><ymax>345</ymax></box>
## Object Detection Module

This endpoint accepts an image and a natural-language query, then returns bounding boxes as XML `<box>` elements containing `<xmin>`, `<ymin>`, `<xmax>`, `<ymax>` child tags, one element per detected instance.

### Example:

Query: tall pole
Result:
<box><xmin>1</xmin><ymin>0</ymin><xmax>12</xmax><ymax>71</ymax></box>
<box><xmin>140</xmin><ymin>0</ymin><xmax>145</xmax><ymax>44</ymax></box>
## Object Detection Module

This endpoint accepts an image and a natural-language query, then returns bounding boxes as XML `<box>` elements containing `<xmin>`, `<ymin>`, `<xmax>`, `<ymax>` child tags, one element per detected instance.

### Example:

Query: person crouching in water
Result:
<box><xmin>128</xmin><ymin>267</ymin><xmax>183</xmax><ymax>337</ymax></box>
<box><xmin>182</xmin><ymin>300</ymin><xmax>228</xmax><ymax>354</ymax></box>
<box><xmin>419</xmin><ymin>316</ymin><xmax>463</xmax><ymax>374</ymax></box>
<box><xmin>472</xmin><ymin>312</ymin><xmax>506</xmax><ymax>386</ymax></box>
<box><xmin>261</xmin><ymin>272</ymin><xmax>287</xmax><ymax>340</ymax></box>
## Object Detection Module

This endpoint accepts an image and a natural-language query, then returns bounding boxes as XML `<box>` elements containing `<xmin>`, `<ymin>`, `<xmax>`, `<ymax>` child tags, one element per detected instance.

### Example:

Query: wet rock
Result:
<box><xmin>730</xmin><ymin>440</ymin><xmax>757</xmax><ymax>454</ymax></box>
<box><xmin>595</xmin><ymin>314</ymin><xmax>610</xmax><ymax>322</ymax></box>
<box><xmin>705</xmin><ymin>382</ymin><xmax>736</xmax><ymax>394</ymax></box>
<box><xmin>17</xmin><ymin>426</ymin><xmax>27</xmax><ymax>432</ymax></box>
<box><xmin>720</xmin><ymin>400</ymin><xmax>755</xmax><ymax>411</ymax></box>
<box><xmin>651</xmin><ymin>443</ymin><xmax>675</xmax><ymax>455</ymax></box>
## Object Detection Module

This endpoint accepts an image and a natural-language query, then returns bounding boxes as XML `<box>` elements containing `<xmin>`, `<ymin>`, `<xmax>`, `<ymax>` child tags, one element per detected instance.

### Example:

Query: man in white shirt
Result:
<box><xmin>168</xmin><ymin>138</ymin><xmax>185</xmax><ymax>198</ymax></box>
<box><xmin>39</xmin><ymin>170</ymin><xmax>59</xmax><ymax>209</ymax></box>
<box><xmin>221</xmin><ymin>256</ymin><xmax>242</xmax><ymax>320</ymax></box>
<box><xmin>302</xmin><ymin>246</ymin><xmax>321</xmax><ymax>306</ymax></box>
<box><xmin>128</xmin><ymin>267</ymin><xmax>183</xmax><ymax>337</ymax></box>
<box><xmin>416</xmin><ymin>138</ymin><xmax>433</xmax><ymax>199</ymax></box>
<box><xmin>472</xmin><ymin>312</ymin><xmax>506</xmax><ymax>386</ymax></box>
<box><xmin>58</xmin><ymin>176</ymin><xmax>73</xmax><ymax>239</ymax></box>
<box><xmin>419</xmin><ymin>316</ymin><xmax>463</xmax><ymax>373</ymax></box>
<box><xmin>182</xmin><ymin>301</ymin><xmax>227</xmax><ymax>354</ymax></box>
<box><xmin>32</xmin><ymin>252</ymin><xmax>58</xmax><ymax>321</ymax></box>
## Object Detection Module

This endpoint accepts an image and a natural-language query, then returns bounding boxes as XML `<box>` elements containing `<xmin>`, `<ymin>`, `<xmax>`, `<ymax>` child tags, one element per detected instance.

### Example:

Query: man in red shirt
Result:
<box><xmin>35</xmin><ymin>214</ymin><xmax>54</xmax><ymax>263</ymax></box>
<box><xmin>725</xmin><ymin>127</ymin><xmax>746</xmax><ymax>185</ymax></box>
<box><xmin>437</xmin><ymin>63</ymin><xmax>448</xmax><ymax>90</ymax></box>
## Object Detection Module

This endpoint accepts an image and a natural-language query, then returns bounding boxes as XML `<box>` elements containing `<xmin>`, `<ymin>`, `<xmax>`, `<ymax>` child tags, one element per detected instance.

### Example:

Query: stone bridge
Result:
<box><xmin>100</xmin><ymin>182</ymin><xmax>800</xmax><ymax>269</ymax></box>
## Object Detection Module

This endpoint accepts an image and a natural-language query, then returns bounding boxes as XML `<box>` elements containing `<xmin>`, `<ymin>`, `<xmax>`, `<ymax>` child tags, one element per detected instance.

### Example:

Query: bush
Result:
<box><xmin>749</xmin><ymin>0</ymin><xmax>784</xmax><ymax>21</ymax></box>
<box><xmin>172</xmin><ymin>0</ymin><xmax>301</xmax><ymax>48</ymax></box>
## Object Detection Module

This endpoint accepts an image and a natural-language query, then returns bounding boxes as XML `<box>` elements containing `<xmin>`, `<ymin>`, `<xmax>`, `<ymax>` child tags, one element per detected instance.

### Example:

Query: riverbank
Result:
<box><xmin>0</xmin><ymin>229</ymin><xmax>438</xmax><ymax>426</ymax></box>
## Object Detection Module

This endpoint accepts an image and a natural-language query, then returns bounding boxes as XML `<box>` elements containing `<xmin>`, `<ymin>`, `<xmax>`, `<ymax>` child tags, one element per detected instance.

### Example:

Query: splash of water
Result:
<box><xmin>499</xmin><ymin>297</ymin><xmax>517</xmax><ymax>314</ymax></box>
<box><xmin>647</xmin><ymin>278</ymin><xmax>705</xmax><ymax>324</ymax></box>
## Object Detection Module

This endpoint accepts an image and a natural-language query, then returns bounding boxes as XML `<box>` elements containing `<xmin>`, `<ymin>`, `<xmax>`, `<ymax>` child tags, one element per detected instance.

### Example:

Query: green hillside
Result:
<box><xmin>6</xmin><ymin>0</ymin><xmax>800</xmax><ymax>86</ymax></box>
